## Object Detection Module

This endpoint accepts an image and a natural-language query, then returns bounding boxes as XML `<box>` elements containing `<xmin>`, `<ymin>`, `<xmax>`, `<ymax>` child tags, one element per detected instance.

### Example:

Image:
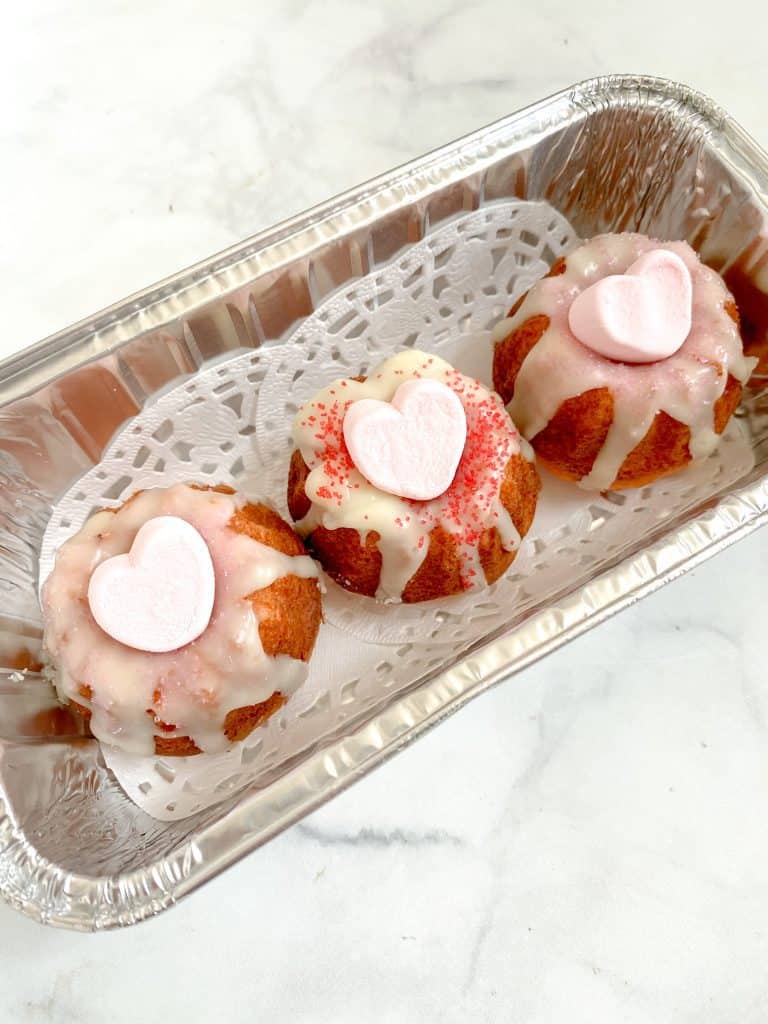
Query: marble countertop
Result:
<box><xmin>2</xmin><ymin>1</ymin><xmax>768</xmax><ymax>1021</ymax></box>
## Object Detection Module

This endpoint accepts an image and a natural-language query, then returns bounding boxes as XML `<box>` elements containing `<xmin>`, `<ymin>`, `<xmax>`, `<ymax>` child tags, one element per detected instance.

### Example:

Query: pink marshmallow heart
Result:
<box><xmin>343</xmin><ymin>378</ymin><xmax>467</xmax><ymax>501</ymax></box>
<box><xmin>87</xmin><ymin>515</ymin><xmax>216</xmax><ymax>653</ymax></box>
<box><xmin>568</xmin><ymin>249</ymin><xmax>693</xmax><ymax>363</ymax></box>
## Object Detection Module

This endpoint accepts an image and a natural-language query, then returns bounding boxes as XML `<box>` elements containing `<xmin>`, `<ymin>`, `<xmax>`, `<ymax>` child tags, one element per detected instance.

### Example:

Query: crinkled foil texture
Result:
<box><xmin>1</xmin><ymin>75</ymin><xmax>768</xmax><ymax>929</ymax></box>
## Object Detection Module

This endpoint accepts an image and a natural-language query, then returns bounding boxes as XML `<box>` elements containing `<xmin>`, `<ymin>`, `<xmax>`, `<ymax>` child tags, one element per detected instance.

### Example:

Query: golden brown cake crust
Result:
<box><xmin>64</xmin><ymin>487</ymin><xmax>322</xmax><ymax>756</ymax></box>
<box><xmin>493</xmin><ymin>261</ymin><xmax>745</xmax><ymax>489</ymax></box>
<box><xmin>288</xmin><ymin>448</ymin><xmax>541</xmax><ymax>602</ymax></box>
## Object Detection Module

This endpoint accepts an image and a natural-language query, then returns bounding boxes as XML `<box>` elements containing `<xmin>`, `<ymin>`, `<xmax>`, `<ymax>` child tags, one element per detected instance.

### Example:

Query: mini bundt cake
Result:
<box><xmin>493</xmin><ymin>234</ymin><xmax>757</xmax><ymax>490</ymax></box>
<box><xmin>287</xmin><ymin>350</ymin><xmax>540</xmax><ymax>603</ymax></box>
<box><xmin>41</xmin><ymin>483</ymin><xmax>322</xmax><ymax>756</ymax></box>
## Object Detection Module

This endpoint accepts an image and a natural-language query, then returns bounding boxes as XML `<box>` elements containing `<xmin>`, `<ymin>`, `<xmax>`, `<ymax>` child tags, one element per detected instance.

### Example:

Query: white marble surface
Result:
<box><xmin>2</xmin><ymin>1</ymin><xmax>768</xmax><ymax>1021</ymax></box>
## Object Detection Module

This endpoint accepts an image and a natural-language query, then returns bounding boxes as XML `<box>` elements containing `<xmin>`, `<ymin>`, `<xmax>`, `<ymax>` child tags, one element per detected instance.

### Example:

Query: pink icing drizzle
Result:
<box><xmin>494</xmin><ymin>234</ymin><xmax>757</xmax><ymax>490</ymax></box>
<box><xmin>41</xmin><ymin>484</ymin><xmax>318</xmax><ymax>755</ymax></box>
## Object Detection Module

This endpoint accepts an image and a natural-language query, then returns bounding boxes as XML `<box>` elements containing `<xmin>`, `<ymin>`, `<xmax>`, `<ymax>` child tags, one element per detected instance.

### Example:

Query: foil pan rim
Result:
<box><xmin>3</xmin><ymin>74</ymin><xmax>768</xmax><ymax>929</ymax></box>
<box><xmin>3</xmin><ymin>478</ymin><xmax>767</xmax><ymax>930</ymax></box>
<box><xmin>1</xmin><ymin>74</ymin><xmax>760</xmax><ymax>405</ymax></box>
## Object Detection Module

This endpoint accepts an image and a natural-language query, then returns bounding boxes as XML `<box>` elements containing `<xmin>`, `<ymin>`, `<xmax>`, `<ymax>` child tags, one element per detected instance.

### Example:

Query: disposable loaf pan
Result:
<box><xmin>1</xmin><ymin>74</ymin><xmax>767</xmax><ymax>929</ymax></box>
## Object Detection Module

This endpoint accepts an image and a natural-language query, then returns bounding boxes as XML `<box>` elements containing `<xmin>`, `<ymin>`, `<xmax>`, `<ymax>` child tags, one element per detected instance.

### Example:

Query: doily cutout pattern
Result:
<box><xmin>253</xmin><ymin>201</ymin><xmax>579</xmax><ymax>641</ymax></box>
<box><xmin>38</xmin><ymin>200</ymin><xmax>755</xmax><ymax>820</ymax></box>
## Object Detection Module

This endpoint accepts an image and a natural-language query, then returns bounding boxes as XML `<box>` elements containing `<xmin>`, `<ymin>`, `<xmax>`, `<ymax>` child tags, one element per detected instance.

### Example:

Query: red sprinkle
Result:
<box><xmin>301</xmin><ymin>365</ymin><xmax>518</xmax><ymax>577</ymax></box>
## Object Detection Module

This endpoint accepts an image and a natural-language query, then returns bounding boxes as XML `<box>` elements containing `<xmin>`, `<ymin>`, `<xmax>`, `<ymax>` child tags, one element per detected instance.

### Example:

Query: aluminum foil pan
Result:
<box><xmin>2</xmin><ymin>74</ymin><xmax>767</xmax><ymax>930</ymax></box>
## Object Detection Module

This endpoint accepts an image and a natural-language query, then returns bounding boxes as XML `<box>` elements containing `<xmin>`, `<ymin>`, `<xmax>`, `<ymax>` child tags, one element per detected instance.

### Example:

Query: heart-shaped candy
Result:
<box><xmin>343</xmin><ymin>378</ymin><xmax>467</xmax><ymax>501</ymax></box>
<box><xmin>567</xmin><ymin>249</ymin><xmax>693</xmax><ymax>363</ymax></box>
<box><xmin>88</xmin><ymin>516</ymin><xmax>216</xmax><ymax>653</ymax></box>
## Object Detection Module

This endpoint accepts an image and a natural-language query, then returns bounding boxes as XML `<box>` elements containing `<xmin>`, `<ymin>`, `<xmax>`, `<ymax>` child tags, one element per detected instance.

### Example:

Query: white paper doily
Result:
<box><xmin>39</xmin><ymin>200</ymin><xmax>755</xmax><ymax>820</ymax></box>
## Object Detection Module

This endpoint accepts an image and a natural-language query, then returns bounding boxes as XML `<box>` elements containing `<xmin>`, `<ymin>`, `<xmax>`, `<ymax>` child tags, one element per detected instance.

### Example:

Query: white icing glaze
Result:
<box><xmin>292</xmin><ymin>350</ymin><xmax>529</xmax><ymax>602</ymax></box>
<box><xmin>41</xmin><ymin>484</ymin><xmax>319</xmax><ymax>756</ymax></box>
<box><xmin>494</xmin><ymin>234</ymin><xmax>758</xmax><ymax>490</ymax></box>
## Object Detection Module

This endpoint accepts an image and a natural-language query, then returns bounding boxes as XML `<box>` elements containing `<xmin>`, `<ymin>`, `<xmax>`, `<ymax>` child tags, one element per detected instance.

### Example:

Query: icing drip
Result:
<box><xmin>41</xmin><ymin>484</ymin><xmax>319</xmax><ymax>755</ymax></box>
<box><xmin>494</xmin><ymin>234</ymin><xmax>758</xmax><ymax>490</ymax></box>
<box><xmin>292</xmin><ymin>350</ymin><xmax>525</xmax><ymax>601</ymax></box>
